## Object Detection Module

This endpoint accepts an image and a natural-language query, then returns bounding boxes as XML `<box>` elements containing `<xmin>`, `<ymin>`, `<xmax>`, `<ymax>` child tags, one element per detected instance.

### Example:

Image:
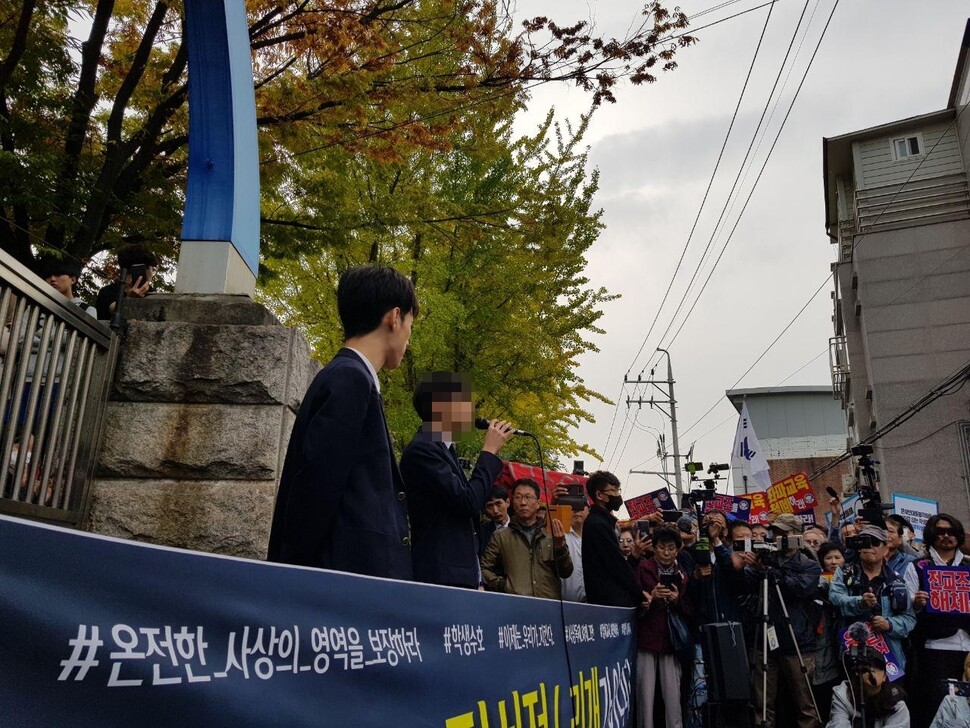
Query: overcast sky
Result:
<box><xmin>512</xmin><ymin>0</ymin><xmax>970</xmax><ymax>505</ymax></box>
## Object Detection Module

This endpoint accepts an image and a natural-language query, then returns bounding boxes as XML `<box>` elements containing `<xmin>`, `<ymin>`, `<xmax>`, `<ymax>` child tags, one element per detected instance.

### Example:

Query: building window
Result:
<box><xmin>891</xmin><ymin>134</ymin><xmax>923</xmax><ymax>161</ymax></box>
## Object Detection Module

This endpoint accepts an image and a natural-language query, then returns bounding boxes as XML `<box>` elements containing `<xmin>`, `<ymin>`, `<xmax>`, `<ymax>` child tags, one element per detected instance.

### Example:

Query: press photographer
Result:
<box><xmin>827</xmin><ymin>625</ymin><xmax>909</xmax><ymax>728</ymax></box>
<box><xmin>741</xmin><ymin>513</ymin><xmax>822</xmax><ymax>728</ymax></box>
<box><xmin>828</xmin><ymin>526</ymin><xmax>915</xmax><ymax>675</ymax></box>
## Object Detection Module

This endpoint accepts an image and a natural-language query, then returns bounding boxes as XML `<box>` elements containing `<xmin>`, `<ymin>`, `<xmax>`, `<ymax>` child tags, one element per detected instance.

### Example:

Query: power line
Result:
<box><xmin>644</xmin><ymin>0</ymin><xmax>820</xmax><ymax>376</ymax></box>
<box><xmin>809</xmin><ymin>360</ymin><xmax>970</xmax><ymax>480</ymax></box>
<box><xmin>676</xmin><ymin>102</ymin><xmax>969</xmax><ymax>441</ymax></box>
<box><xmin>625</xmin><ymin>0</ymin><xmax>779</xmax><ymax>378</ymax></box>
<box><xmin>657</xmin><ymin>0</ymin><xmax>840</xmax><ymax>358</ymax></box>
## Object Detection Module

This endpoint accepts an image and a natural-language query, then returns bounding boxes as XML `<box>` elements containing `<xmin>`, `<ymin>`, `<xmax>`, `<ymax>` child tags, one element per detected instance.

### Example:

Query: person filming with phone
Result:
<box><xmin>95</xmin><ymin>244</ymin><xmax>158</xmax><ymax>320</ymax></box>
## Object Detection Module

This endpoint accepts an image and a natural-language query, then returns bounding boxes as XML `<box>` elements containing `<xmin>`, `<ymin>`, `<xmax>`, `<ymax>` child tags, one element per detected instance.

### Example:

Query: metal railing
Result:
<box><xmin>829</xmin><ymin>335</ymin><xmax>850</xmax><ymax>406</ymax></box>
<box><xmin>0</xmin><ymin>249</ymin><xmax>118</xmax><ymax>526</ymax></box>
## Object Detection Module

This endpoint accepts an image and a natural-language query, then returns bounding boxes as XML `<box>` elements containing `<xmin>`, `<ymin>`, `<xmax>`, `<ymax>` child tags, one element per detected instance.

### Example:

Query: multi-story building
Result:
<box><xmin>822</xmin><ymin>20</ymin><xmax>970</xmax><ymax>520</ymax></box>
<box><xmin>726</xmin><ymin>386</ymin><xmax>852</xmax><ymax>523</ymax></box>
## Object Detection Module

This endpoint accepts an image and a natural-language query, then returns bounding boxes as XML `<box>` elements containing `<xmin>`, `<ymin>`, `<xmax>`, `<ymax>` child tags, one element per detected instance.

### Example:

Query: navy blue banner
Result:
<box><xmin>0</xmin><ymin>516</ymin><xmax>635</xmax><ymax>727</ymax></box>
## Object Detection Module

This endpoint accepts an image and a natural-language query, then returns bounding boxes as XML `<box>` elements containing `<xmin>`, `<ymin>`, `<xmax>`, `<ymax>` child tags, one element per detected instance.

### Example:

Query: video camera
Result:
<box><xmin>850</xmin><ymin>444</ymin><xmax>892</xmax><ymax>513</ymax></box>
<box><xmin>733</xmin><ymin>533</ymin><xmax>805</xmax><ymax>556</ymax></box>
<box><xmin>845</xmin><ymin>534</ymin><xmax>882</xmax><ymax>550</ymax></box>
<box><xmin>684</xmin><ymin>462</ymin><xmax>729</xmax><ymax>504</ymax></box>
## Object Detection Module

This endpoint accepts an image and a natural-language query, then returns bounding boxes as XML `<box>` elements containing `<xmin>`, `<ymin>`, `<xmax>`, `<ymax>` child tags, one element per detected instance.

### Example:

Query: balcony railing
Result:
<box><xmin>0</xmin><ymin>250</ymin><xmax>118</xmax><ymax>526</ymax></box>
<box><xmin>829</xmin><ymin>335</ymin><xmax>849</xmax><ymax>406</ymax></box>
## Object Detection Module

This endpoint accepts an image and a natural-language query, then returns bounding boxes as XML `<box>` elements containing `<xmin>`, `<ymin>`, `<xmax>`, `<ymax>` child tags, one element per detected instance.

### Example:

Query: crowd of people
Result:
<box><xmin>260</xmin><ymin>264</ymin><xmax>968</xmax><ymax>728</ymax></box>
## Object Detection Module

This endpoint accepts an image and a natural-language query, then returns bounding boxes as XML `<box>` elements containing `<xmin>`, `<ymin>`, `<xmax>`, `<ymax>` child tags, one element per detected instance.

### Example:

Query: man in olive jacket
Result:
<box><xmin>481</xmin><ymin>478</ymin><xmax>572</xmax><ymax>598</ymax></box>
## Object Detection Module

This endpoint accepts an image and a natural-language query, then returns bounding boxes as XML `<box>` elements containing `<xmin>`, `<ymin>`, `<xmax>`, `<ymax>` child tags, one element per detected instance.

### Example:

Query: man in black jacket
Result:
<box><xmin>743</xmin><ymin>514</ymin><xmax>822</xmax><ymax>728</ymax></box>
<box><xmin>267</xmin><ymin>265</ymin><xmax>417</xmax><ymax>579</ymax></box>
<box><xmin>582</xmin><ymin>471</ymin><xmax>644</xmax><ymax>608</ymax></box>
<box><xmin>400</xmin><ymin>373</ymin><xmax>513</xmax><ymax>588</ymax></box>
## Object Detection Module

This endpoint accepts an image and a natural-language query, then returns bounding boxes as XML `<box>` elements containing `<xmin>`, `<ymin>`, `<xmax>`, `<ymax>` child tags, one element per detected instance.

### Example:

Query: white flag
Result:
<box><xmin>732</xmin><ymin>402</ymin><xmax>772</xmax><ymax>491</ymax></box>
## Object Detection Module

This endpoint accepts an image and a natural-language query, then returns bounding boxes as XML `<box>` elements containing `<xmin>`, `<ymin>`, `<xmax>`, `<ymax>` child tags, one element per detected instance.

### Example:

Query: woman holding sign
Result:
<box><xmin>911</xmin><ymin>514</ymin><xmax>970</xmax><ymax>728</ymax></box>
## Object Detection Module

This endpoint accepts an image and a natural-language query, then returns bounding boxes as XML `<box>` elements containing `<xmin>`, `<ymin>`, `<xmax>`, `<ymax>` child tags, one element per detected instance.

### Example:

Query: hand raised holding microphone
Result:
<box><xmin>475</xmin><ymin>418</ymin><xmax>524</xmax><ymax>455</ymax></box>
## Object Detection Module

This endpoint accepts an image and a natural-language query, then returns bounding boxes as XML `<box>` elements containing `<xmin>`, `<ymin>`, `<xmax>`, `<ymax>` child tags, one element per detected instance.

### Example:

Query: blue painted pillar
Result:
<box><xmin>176</xmin><ymin>0</ymin><xmax>260</xmax><ymax>296</ymax></box>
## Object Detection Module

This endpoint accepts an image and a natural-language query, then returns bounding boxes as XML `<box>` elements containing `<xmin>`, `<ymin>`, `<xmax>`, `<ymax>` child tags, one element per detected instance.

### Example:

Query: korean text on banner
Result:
<box><xmin>0</xmin><ymin>515</ymin><xmax>636</xmax><ymax>727</ymax></box>
<box><xmin>766</xmin><ymin>473</ymin><xmax>817</xmax><ymax>515</ymax></box>
<box><xmin>624</xmin><ymin>488</ymin><xmax>677</xmax><ymax>519</ymax></box>
<box><xmin>741</xmin><ymin>492</ymin><xmax>772</xmax><ymax>525</ymax></box>
<box><xmin>702</xmin><ymin>494</ymin><xmax>752</xmax><ymax>523</ymax></box>
<box><xmin>840</xmin><ymin>625</ymin><xmax>905</xmax><ymax>682</ymax></box>
<box><xmin>924</xmin><ymin>565</ymin><xmax>970</xmax><ymax>615</ymax></box>
<box><xmin>892</xmin><ymin>493</ymin><xmax>939</xmax><ymax>542</ymax></box>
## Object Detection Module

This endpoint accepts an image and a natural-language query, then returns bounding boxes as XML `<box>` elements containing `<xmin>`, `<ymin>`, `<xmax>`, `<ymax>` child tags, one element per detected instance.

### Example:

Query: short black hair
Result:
<box><xmin>117</xmin><ymin>244</ymin><xmax>159</xmax><ymax>270</ymax></box>
<box><xmin>337</xmin><ymin>265</ymin><xmax>419</xmax><ymax>340</ymax></box>
<box><xmin>486</xmin><ymin>486</ymin><xmax>508</xmax><ymax>502</ymax></box>
<box><xmin>925</xmin><ymin>513</ymin><xmax>965</xmax><ymax>548</ymax></box>
<box><xmin>884</xmin><ymin>515</ymin><xmax>906</xmax><ymax>537</ymax></box>
<box><xmin>586</xmin><ymin>470</ymin><xmax>619</xmax><ymax>501</ymax></box>
<box><xmin>412</xmin><ymin>372</ymin><xmax>471</xmax><ymax>421</ymax></box>
<box><xmin>816</xmin><ymin>541</ymin><xmax>845</xmax><ymax>566</ymax></box>
<box><xmin>38</xmin><ymin>258</ymin><xmax>81</xmax><ymax>279</ymax></box>
<box><xmin>652</xmin><ymin>526</ymin><xmax>682</xmax><ymax>549</ymax></box>
<box><xmin>512</xmin><ymin>478</ymin><xmax>540</xmax><ymax>499</ymax></box>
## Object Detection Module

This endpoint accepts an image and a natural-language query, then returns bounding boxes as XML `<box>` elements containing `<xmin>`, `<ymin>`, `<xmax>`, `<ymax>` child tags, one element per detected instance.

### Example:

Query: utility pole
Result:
<box><xmin>624</xmin><ymin>348</ymin><xmax>684</xmax><ymax>498</ymax></box>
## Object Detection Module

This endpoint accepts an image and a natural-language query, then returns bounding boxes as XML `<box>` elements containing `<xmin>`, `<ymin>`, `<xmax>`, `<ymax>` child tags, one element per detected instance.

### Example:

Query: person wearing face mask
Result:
<box><xmin>910</xmin><ymin>514</ymin><xmax>970</xmax><ymax>728</ymax></box>
<box><xmin>582</xmin><ymin>471</ymin><xmax>646</xmax><ymax>608</ymax></box>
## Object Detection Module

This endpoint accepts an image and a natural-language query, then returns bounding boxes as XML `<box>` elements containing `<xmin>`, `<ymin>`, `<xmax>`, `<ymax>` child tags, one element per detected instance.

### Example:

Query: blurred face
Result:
<box><xmin>752</xmin><ymin>525</ymin><xmax>769</xmax><ymax>542</ymax></box>
<box><xmin>703</xmin><ymin>512</ymin><xmax>727</xmax><ymax>536</ymax></box>
<box><xmin>842</xmin><ymin>523</ymin><xmax>859</xmax><ymax>540</ymax></box>
<box><xmin>512</xmin><ymin>486</ymin><xmax>539</xmax><ymax>523</ymax></box>
<box><xmin>934</xmin><ymin>520</ymin><xmax>959</xmax><ymax>553</ymax></box>
<box><xmin>385</xmin><ymin>310</ymin><xmax>414</xmax><ymax>370</ymax></box>
<box><xmin>803</xmin><ymin>530</ymin><xmax>825</xmax><ymax>551</ymax></box>
<box><xmin>823</xmin><ymin>550</ymin><xmax>845</xmax><ymax>572</ymax></box>
<box><xmin>536</xmin><ymin>504</ymin><xmax>548</xmax><ymax>526</ymax></box>
<box><xmin>654</xmin><ymin>539</ymin><xmax>679</xmax><ymax>567</ymax></box>
<box><xmin>430</xmin><ymin>395</ymin><xmax>473</xmax><ymax>435</ymax></box>
<box><xmin>46</xmin><ymin>273</ymin><xmax>76</xmax><ymax>298</ymax></box>
<box><xmin>484</xmin><ymin>497</ymin><xmax>509</xmax><ymax>525</ymax></box>
<box><xmin>619</xmin><ymin>531</ymin><xmax>635</xmax><ymax>557</ymax></box>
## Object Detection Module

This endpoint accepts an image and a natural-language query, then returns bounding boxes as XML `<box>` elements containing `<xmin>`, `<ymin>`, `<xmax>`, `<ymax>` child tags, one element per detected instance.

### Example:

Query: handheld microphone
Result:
<box><xmin>826</xmin><ymin>486</ymin><xmax>840</xmax><ymax>499</ymax></box>
<box><xmin>475</xmin><ymin>417</ymin><xmax>532</xmax><ymax>437</ymax></box>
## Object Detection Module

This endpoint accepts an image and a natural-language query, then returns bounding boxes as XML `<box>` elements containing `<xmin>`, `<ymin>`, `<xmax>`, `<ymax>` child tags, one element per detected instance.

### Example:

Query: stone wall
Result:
<box><xmin>86</xmin><ymin>295</ymin><xmax>319</xmax><ymax>559</ymax></box>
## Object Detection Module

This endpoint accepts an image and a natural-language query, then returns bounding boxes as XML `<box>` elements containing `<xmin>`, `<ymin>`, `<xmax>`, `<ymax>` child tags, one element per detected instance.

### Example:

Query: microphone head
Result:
<box><xmin>474</xmin><ymin>418</ymin><xmax>491</xmax><ymax>431</ymax></box>
<box><xmin>826</xmin><ymin>486</ymin><xmax>840</xmax><ymax>499</ymax></box>
<box><xmin>845</xmin><ymin>620</ymin><xmax>872</xmax><ymax>645</ymax></box>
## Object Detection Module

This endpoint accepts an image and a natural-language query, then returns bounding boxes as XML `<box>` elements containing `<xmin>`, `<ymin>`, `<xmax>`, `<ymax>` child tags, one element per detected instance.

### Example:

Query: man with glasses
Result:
<box><xmin>582</xmin><ymin>470</ymin><xmax>646</xmax><ymax>608</ymax></box>
<box><xmin>480</xmin><ymin>478</ymin><xmax>572</xmax><ymax>598</ymax></box>
<box><xmin>910</xmin><ymin>514</ymin><xmax>970</xmax><ymax>727</ymax></box>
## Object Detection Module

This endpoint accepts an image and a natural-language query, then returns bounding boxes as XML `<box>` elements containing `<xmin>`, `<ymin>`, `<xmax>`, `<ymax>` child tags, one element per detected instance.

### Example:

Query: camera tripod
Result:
<box><xmin>753</xmin><ymin>565</ymin><xmax>821</xmax><ymax>728</ymax></box>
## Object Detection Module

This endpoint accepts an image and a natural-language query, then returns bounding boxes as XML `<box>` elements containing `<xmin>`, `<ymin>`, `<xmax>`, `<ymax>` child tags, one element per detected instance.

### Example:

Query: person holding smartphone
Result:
<box><xmin>95</xmin><ymin>244</ymin><xmax>158</xmax><ymax>320</ymax></box>
<box><xmin>635</xmin><ymin>526</ymin><xmax>691</xmax><ymax>728</ymax></box>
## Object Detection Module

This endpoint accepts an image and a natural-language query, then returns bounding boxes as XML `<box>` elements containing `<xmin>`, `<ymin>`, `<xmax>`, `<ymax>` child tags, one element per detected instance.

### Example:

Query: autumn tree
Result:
<box><xmin>260</xmin><ymin>105</ymin><xmax>615</xmax><ymax>463</ymax></box>
<box><xmin>0</xmin><ymin>0</ymin><xmax>693</xmax><ymax>269</ymax></box>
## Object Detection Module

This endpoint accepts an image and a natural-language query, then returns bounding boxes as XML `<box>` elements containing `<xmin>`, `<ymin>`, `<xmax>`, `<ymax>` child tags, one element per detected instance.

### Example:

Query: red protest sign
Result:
<box><xmin>767</xmin><ymin>472</ymin><xmax>817</xmax><ymax>515</ymax></box>
<box><xmin>925</xmin><ymin>566</ymin><xmax>970</xmax><ymax>615</ymax></box>
<box><xmin>741</xmin><ymin>491</ymin><xmax>772</xmax><ymax>525</ymax></box>
<box><xmin>495</xmin><ymin>462</ymin><xmax>588</xmax><ymax>503</ymax></box>
<box><xmin>625</xmin><ymin>488</ymin><xmax>677</xmax><ymax>519</ymax></box>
